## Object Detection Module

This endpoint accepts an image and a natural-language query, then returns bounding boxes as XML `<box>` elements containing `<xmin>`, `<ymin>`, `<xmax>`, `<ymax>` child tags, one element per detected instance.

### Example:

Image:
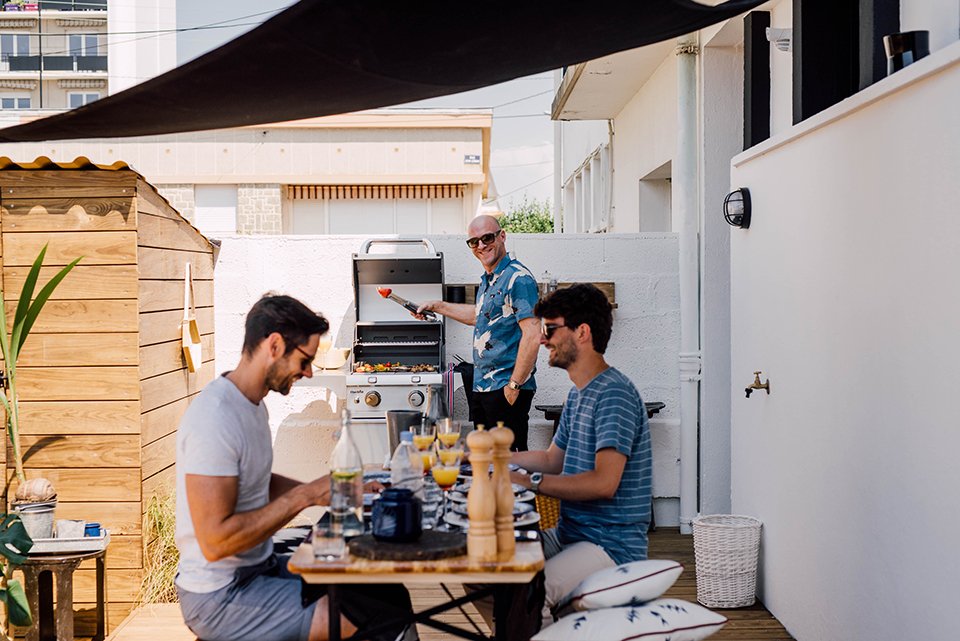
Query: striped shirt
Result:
<box><xmin>553</xmin><ymin>367</ymin><xmax>652</xmax><ymax>564</ymax></box>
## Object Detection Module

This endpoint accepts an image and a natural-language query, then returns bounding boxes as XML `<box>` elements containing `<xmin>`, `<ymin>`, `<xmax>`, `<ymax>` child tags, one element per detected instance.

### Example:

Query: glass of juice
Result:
<box><xmin>412</xmin><ymin>420</ymin><xmax>436</xmax><ymax>455</ymax></box>
<box><xmin>431</xmin><ymin>448</ymin><xmax>462</xmax><ymax>529</ymax></box>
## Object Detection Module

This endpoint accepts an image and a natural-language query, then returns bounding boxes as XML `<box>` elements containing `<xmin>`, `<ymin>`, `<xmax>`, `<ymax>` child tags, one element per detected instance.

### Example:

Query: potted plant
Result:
<box><xmin>1</xmin><ymin>245</ymin><xmax>80</xmax><ymax>538</ymax></box>
<box><xmin>0</xmin><ymin>513</ymin><xmax>33</xmax><ymax>639</ymax></box>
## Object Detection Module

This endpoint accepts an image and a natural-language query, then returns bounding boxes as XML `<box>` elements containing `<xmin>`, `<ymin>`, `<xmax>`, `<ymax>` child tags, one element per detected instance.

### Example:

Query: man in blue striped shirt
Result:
<box><xmin>511</xmin><ymin>283</ymin><xmax>653</xmax><ymax>627</ymax></box>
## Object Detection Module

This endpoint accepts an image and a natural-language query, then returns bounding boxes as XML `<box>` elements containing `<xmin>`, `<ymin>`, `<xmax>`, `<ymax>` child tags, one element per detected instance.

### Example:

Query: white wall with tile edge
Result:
<box><xmin>211</xmin><ymin>234</ymin><xmax>682</xmax><ymax>525</ymax></box>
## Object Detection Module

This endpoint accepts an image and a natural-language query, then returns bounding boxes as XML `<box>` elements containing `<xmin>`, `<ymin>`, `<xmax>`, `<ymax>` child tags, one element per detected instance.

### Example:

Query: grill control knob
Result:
<box><xmin>408</xmin><ymin>390</ymin><xmax>425</xmax><ymax>407</ymax></box>
<box><xmin>364</xmin><ymin>391</ymin><xmax>381</xmax><ymax>407</ymax></box>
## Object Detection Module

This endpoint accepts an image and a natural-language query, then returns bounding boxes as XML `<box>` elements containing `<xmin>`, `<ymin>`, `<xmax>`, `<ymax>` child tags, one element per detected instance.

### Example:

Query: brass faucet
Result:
<box><xmin>745</xmin><ymin>371</ymin><xmax>770</xmax><ymax>398</ymax></box>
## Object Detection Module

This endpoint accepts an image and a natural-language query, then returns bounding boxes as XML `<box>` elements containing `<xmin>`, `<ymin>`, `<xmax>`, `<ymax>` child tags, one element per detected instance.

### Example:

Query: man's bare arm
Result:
<box><xmin>269</xmin><ymin>473</ymin><xmax>314</xmax><ymax>501</ymax></box>
<box><xmin>414</xmin><ymin>301</ymin><xmax>476</xmax><ymax>325</ymax></box>
<box><xmin>186</xmin><ymin>473</ymin><xmax>329</xmax><ymax>562</ymax></box>
<box><xmin>511</xmin><ymin>442</ymin><xmax>565</xmax><ymax>474</ymax></box>
<box><xmin>504</xmin><ymin>317</ymin><xmax>541</xmax><ymax>405</ymax></box>
<box><xmin>511</xmin><ymin>448</ymin><xmax>627</xmax><ymax>501</ymax></box>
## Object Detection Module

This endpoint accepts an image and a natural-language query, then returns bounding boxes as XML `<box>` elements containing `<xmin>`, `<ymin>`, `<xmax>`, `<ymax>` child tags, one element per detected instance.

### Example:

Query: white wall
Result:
<box><xmin>0</xmin><ymin>124</ymin><xmax>486</xmax><ymax>185</ymax></box>
<box><xmin>768</xmin><ymin>0</ymin><xmax>793</xmax><ymax>136</ymax></box>
<box><xmin>698</xmin><ymin>39</ymin><xmax>742</xmax><ymax>516</ymax></box>
<box><xmin>212</xmin><ymin>234</ymin><xmax>683</xmax><ymax>523</ymax></box>
<box><xmin>611</xmin><ymin>56</ymin><xmax>678</xmax><ymax>233</ymax></box>
<box><xmin>730</xmin><ymin>42</ymin><xmax>960</xmax><ymax>641</ymax></box>
<box><xmin>902</xmin><ymin>0</ymin><xmax>960</xmax><ymax>53</ymax></box>
<box><xmin>108</xmin><ymin>0</ymin><xmax>177</xmax><ymax>93</ymax></box>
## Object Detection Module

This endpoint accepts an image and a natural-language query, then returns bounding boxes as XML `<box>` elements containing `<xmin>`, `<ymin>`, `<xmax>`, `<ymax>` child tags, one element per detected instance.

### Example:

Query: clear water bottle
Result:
<box><xmin>330</xmin><ymin>409</ymin><xmax>364</xmax><ymax>537</ymax></box>
<box><xmin>390</xmin><ymin>431</ymin><xmax>424</xmax><ymax>501</ymax></box>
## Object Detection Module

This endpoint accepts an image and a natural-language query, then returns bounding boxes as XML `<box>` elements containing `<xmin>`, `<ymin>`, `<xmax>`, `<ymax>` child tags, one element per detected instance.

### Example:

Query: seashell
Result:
<box><xmin>15</xmin><ymin>477</ymin><xmax>57</xmax><ymax>502</ymax></box>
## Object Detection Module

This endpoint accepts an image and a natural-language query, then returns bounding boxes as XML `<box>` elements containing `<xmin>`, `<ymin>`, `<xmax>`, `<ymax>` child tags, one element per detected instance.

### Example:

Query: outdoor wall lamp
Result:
<box><xmin>723</xmin><ymin>187</ymin><xmax>751</xmax><ymax>229</ymax></box>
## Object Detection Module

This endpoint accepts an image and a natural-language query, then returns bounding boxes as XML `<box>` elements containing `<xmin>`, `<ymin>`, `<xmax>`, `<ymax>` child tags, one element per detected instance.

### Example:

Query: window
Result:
<box><xmin>68</xmin><ymin>92</ymin><xmax>99</xmax><ymax>108</ymax></box>
<box><xmin>793</xmin><ymin>0</ymin><xmax>900</xmax><ymax>123</ymax></box>
<box><xmin>0</xmin><ymin>34</ymin><xmax>30</xmax><ymax>62</ymax></box>
<box><xmin>68</xmin><ymin>33</ymin><xmax>100</xmax><ymax>57</ymax></box>
<box><xmin>194</xmin><ymin>185</ymin><xmax>238</xmax><ymax>235</ymax></box>
<box><xmin>0</xmin><ymin>95</ymin><xmax>31</xmax><ymax>110</ymax></box>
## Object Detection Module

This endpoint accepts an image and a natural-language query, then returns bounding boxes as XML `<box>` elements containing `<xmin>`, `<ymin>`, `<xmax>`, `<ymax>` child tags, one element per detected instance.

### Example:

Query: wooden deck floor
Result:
<box><xmin>107</xmin><ymin>528</ymin><xmax>793</xmax><ymax>641</ymax></box>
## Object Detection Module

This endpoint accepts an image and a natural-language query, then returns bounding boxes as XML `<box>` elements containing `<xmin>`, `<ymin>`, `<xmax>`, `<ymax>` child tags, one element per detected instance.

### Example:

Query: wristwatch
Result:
<box><xmin>529</xmin><ymin>472</ymin><xmax>543</xmax><ymax>494</ymax></box>
<box><xmin>507</xmin><ymin>379</ymin><xmax>522</xmax><ymax>391</ymax></box>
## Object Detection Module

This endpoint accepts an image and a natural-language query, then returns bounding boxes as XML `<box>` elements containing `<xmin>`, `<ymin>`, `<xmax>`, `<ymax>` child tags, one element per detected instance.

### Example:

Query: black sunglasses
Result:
<box><xmin>293</xmin><ymin>345</ymin><xmax>317</xmax><ymax>371</ymax></box>
<box><xmin>465</xmin><ymin>230</ymin><xmax>502</xmax><ymax>249</ymax></box>
<box><xmin>541</xmin><ymin>322</ymin><xmax>568</xmax><ymax>340</ymax></box>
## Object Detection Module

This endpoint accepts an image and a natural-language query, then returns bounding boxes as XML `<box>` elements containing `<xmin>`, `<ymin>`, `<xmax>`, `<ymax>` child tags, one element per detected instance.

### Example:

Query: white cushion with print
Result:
<box><xmin>558</xmin><ymin>559</ymin><xmax>684</xmax><ymax>612</ymax></box>
<box><xmin>533</xmin><ymin>598</ymin><xmax>727</xmax><ymax>641</ymax></box>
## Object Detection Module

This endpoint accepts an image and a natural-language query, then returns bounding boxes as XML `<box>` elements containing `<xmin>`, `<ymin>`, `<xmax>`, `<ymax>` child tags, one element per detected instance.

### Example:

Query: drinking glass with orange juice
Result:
<box><xmin>412</xmin><ymin>420</ymin><xmax>436</xmax><ymax>454</ymax></box>
<box><xmin>431</xmin><ymin>447</ymin><xmax>462</xmax><ymax>528</ymax></box>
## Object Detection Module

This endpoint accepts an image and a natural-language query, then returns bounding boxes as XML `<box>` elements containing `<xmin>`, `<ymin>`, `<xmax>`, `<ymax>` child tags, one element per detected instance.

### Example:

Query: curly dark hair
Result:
<box><xmin>534</xmin><ymin>283</ymin><xmax>613</xmax><ymax>354</ymax></box>
<box><xmin>242</xmin><ymin>294</ymin><xmax>329</xmax><ymax>356</ymax></box>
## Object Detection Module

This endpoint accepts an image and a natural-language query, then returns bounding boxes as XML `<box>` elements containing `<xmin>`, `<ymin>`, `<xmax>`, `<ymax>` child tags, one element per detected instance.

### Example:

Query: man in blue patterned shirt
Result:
<box><xmin>511</xmin><ymin>283</ymin><xmax>653</xmax><ymax>627</ymax></box>
<box><xmin>417</xmin><ymin>215</ymin><xmax>541</xmax><ymax>449</ymax></box>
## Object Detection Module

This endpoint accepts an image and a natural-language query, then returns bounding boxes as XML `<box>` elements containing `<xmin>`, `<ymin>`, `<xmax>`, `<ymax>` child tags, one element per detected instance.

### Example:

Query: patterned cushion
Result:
<box><xmin>557</xmin><ymin>559</ymin><xmax>683</xmax><ymax>612</ymax></box>
<box><xmin>533</xmin><ymin>599</ymin><xmax>727</xmax><ymax>641</ymax></box>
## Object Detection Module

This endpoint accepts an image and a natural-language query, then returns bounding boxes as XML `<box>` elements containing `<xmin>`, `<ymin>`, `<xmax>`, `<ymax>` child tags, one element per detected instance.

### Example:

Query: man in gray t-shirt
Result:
<box><xmin>175</xmin><ymin>294</ymin><xmax>414</xmax><ymax>641</ymax></box>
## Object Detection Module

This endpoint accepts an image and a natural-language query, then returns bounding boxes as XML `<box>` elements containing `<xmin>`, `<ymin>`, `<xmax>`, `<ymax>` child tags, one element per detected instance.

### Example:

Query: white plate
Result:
<box><xmin>453</xmin><ymin>481</ymin><xmax>526</xmax><ymax>495</ymax></box>
<box><xmin>447</xmin><ymin>489</ymin><xmax>535</xmax><ymax>504</ymax></box>
<box><xmin>443</xmin><ymin>511</ymin><xmax>540</xmax><ymax>530</ymax></box>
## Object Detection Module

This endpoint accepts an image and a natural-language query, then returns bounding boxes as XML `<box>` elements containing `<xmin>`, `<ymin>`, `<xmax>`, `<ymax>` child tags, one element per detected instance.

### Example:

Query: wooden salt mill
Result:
<box><xmin>466</xmin><ymin>425</ymin><xmax>497</xmax><ymax>561</ymax></box>
<box><xmin>490</xmin><ymin>421</ymin><xmax>516</xmax><ymax>558</ymax></box>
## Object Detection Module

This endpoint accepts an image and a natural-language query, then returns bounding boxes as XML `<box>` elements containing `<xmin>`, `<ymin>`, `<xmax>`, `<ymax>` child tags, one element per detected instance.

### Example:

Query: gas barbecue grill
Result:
<box><xmin>346</xmin><ymin>239</ymin><xmax>446</xmax><ymax>463</ymax></box>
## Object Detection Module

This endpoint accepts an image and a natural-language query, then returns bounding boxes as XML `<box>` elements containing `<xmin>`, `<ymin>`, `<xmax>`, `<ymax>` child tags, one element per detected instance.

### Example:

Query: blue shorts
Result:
<box><xmin>177</xmin><ymin>554</ymin><xmax>415</xmax><ymax>641</ymax></box>
<box><xmin>177</xmin><ymin>555</ymin><xmax>314</xmax><ymax>641</ymax></box>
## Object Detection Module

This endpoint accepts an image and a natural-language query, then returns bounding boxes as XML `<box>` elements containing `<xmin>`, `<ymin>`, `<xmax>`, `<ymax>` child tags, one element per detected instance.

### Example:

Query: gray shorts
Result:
<box><xmin>177</xmin><ymin>555</ymin><xmax>315</xmax><ymax>641</ymax></box>
<box><xmin>177</xmin><ymin>554</ymin><xmax>415</xmax><ymax>641</ymax></box>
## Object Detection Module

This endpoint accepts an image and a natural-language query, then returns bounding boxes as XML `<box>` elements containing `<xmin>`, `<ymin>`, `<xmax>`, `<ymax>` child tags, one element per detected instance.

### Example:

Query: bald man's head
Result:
<box><xmin>466</xmin><ymin>214</ymin><xmax>507</xmax><ymax>273</ymax></box>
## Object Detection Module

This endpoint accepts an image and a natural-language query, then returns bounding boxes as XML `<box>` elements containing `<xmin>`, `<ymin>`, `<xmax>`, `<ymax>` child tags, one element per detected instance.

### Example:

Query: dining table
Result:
<box><xmin>287</xmin><ymin>537</ymin><xmax>545</xmax><ymax>641</ymax></box>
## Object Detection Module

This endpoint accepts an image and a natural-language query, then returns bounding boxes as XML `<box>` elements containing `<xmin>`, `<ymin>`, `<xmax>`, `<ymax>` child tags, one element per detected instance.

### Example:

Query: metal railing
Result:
<box><xmin>1</xmin><ymin>53</ymin><xmax>105</xmax><ymax>71</ymax></box>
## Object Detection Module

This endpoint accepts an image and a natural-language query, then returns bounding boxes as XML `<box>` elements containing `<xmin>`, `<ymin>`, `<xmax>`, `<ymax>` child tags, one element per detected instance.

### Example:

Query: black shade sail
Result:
<box><xmin>0</xmin><ymin>0</ymin><xmax>762</xmax><ymax>142</ymax></box>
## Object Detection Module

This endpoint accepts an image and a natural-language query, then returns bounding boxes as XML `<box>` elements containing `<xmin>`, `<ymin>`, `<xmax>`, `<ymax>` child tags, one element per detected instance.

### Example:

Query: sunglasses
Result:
<box><xmin>465</xmin><ymin>230</ymin><xmax>502</xmax><ymax>249</ymax></box>
<box><xmin>293</xmin><ymin>345</ymin><xmax>317</xmax><ymax>371</ymax></box>
<box><xmin>540</xmin><ymin>321</ymin><xmax>568</xmax><ymax>340</ymax></box>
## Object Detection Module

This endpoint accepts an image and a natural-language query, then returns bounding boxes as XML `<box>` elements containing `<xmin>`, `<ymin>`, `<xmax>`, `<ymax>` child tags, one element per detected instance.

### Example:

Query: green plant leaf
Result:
<box><xmin>1</xmin><ymin>578</ymin><xmax>33</xmax><ymax>626</ymax></box>
<box><xmin>17</xmin><ymin>256</ymin><xmax>82</xmax><ymax>354</ymax></box>
<box><xmin>0</xmin><ymin>513</ymin><xmax>33</xmax><ymax>565</ymax></box>
<box><xmin>0</xmin><ymin>286</ymin><xmax>12</xmax><ymax>379</ymax></box>
<box><xmin>10</xmin><ymin>244</ymin><xmax>47</xmax><ymax>352</ymax></box>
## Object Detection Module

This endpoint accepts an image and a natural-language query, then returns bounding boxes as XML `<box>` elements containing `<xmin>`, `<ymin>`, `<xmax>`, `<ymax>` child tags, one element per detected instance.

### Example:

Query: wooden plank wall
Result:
<box><xmin>134</xmin><ymin>180</ymin><xmax>215</xmax><ymax>633</ymax></box>
<box><xmin>1</xmin><ymin>169</ymin><xmax>143</xmax><ymax>631</ymax></box>
<box><xmin>0</xmin><ymin>170</ymin><xmax>216</xmax><ymax>635</ymax></box>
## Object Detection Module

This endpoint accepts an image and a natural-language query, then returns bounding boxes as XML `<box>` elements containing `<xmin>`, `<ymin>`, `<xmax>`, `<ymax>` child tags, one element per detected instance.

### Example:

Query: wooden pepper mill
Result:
<box><xmin>490</xmin><ymin>421</ymin><xmax>516</xmax><ymax>559</ymax></box>
<box><xmin>466</xmin><ymin>424</ymin><xmax>497</xmax><ymax>561</ymax></box>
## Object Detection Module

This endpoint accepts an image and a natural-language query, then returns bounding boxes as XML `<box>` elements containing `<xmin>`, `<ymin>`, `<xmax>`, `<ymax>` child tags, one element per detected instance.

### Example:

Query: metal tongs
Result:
<box><xmin>376</xmin><ymin>287</ymin><xmax>437</xmax><ymax>320</ymax></box>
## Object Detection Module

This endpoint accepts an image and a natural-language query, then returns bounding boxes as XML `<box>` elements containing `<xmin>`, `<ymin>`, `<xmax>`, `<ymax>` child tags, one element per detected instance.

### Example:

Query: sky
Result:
<box><xmin>176</xmin><ymin>1</ymin><xmax>555</xmax><ymax>211</ymax></box>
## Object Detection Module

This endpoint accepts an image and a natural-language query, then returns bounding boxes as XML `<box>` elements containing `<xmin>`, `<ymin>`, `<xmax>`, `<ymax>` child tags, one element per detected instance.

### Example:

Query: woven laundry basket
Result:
<box><xmin>692</xmin><ymin>514</ymin><xmax>762</xmax><ymax>608</ymax></box>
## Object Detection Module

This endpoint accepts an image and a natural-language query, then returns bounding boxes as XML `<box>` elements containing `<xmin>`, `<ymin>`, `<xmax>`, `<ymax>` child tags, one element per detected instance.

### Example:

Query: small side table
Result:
<box><xmin>19</xmin><ymin>548</ymin><xmax>107</xmax><ymax>641</ymax></box>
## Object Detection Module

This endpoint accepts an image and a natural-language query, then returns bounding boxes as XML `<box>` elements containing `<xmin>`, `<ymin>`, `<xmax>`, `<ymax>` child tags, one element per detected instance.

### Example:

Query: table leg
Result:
<box><xmin>94</xmin><ymin>553</ymin><xmax>106</xmax><ymax>641</ymax></box>
<box><xmin>38</xmin><ymin>569</ymin><xmax>54</xmax><ymax>641</ymax></box>
<box><xmin>54</xmin><ymin>562</ymin><xmax>77</xmax><ymax>641</ymax></box>
<box><xmin>328</xmin><ymin>585</ymin><xmax>341</xmax><ymax>641</ymax></box>
<box><xmin>21</xmin><ymin>566</ymin><xmax>41</xmax><ymax>641</ymax></box>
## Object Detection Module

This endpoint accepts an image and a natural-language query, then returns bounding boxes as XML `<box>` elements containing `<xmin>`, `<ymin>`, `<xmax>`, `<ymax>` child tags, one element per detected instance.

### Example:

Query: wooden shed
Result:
<box><xmin>0</xmin><ymin>157</ymin><xmax>216</xmax><ymax>633</ymax></box>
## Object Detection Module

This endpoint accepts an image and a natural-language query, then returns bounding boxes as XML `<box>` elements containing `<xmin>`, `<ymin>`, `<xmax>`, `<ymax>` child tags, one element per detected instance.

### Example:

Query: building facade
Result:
<box><xmin>1</xmin><ymin>109</ymin><xmax>494</xmax><ymax>236</ymax></box>
<box><xmin>0</xmin><ymin>0</ymin><xmax>175</xmax><ymax>113</ymax></box>
<box><xmin>551</xmin><ymin>1</ymin><xmax>960</xmax><ymax>639</ymax></box>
